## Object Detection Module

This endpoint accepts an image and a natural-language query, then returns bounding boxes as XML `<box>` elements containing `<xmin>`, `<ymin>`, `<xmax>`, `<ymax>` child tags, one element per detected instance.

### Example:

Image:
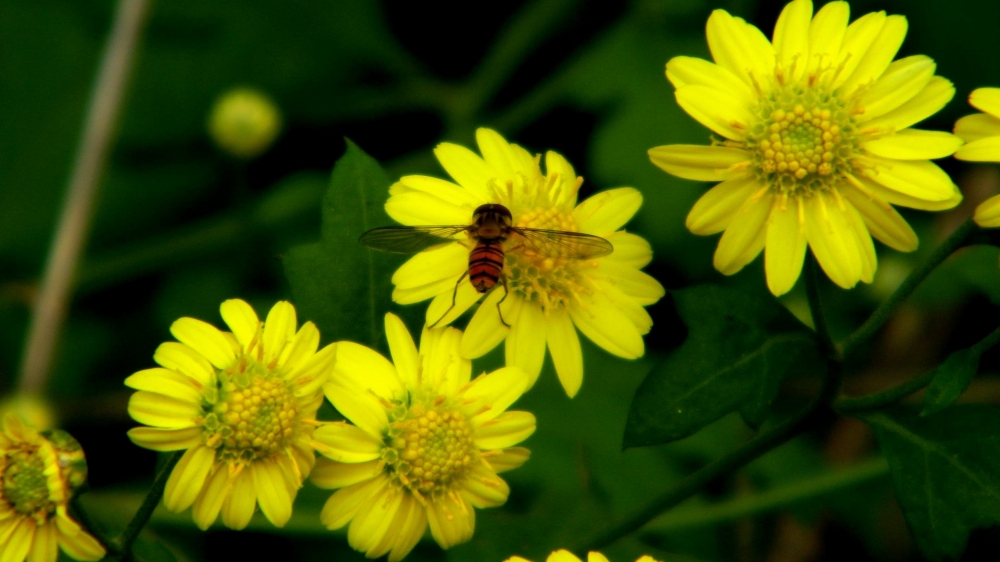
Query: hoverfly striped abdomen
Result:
<box><xmin>468</xmin><ymin>240</ymin><xmax>505</xmax><ymax>293</ymax></box>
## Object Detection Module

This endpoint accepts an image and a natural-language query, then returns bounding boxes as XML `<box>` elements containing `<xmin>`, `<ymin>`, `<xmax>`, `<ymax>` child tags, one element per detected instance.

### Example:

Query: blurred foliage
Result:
<box><xmin>3</xmin><ymin>0</ymin><xmax>1000</xmax><ymax>560</ymax></box>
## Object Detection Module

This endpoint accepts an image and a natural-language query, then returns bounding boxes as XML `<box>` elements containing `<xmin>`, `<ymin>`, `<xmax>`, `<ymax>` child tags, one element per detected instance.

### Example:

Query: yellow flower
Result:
<box><xmin>648</xmin><ymin>0</ymin><xmax>963</xmax><ymax>296</ymax></box>
<box><xmin>505</xmin><ymin>550</ymin><xmax>661</xmax><ymax>562</ymax></box>
<box><xmin>125</xmin><ymin>299</ymin><xmax>334</xmax><ymax>530</ymax></box>
<box><xmin>387</xmin><ymin>127</ymin><xmax>664</xmax><ymax>397</ymax></box>
<box><xmin>312</xmin><ymin>313</ymin><xmax>535</xmax><ymax>561</ymax></box>
<box><xmin>953</xmin><ymin>87</ymin><xmax>1000</xmax><ymax>227</ymax></box>
<box><xmin>0</xmin><ymin>414</ymin><xmax>105</xmax><ymax>562</ymax></box>
<box><xmin>207</xmin><ymin>87</ymin><xmax>282</xmax><ymax>159</ymax></box>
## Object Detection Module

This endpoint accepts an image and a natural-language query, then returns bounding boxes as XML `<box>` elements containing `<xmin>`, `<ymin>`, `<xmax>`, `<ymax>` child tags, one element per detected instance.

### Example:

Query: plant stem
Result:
<box><xmin>837</xmin><ymin>323</ymin><xmax>1000</xmax><ymax>413</ymax></box>
<box><xmin>646</xmin><ymin>457</ymin><xmax>889</xmax><ymax>532</ymax></box>
<box><xmin>17</xmin><ymin>0</ymin><xmax>149</xmax><ymax>393</ymax></box>
<box><xmin>839</xmin><ymin>219</ymin><xmax>978</xmax><ymax>360</ymax></box>
<box><xmin>112</xmin><ymin>451</ymin><xmax>182</xmax><ymax>558</ymax></box>
<box><xmin>805</xmin><ymin>254</ymin><xmax>837</xmax><ymax>360</ymax></box>
<box><xmin>579</xmin><ymin>358</ymin><xmax>844</xmax><ymax>553</ymax></box>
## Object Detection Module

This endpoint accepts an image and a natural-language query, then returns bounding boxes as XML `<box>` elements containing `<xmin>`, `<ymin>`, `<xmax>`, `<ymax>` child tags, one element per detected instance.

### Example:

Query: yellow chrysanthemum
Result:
<box><xmin>648</xmin><ymin>0</ymin><xmax>963</xmax><ymax>295</ymax></box>
<box><xmin>125</xmin><ymin>299</ymin><xmax>334</xmax><ymax>530</ymax></box>
<box><xmin>953</xmin><ymin>87</ymin><xmax>1000</xmax><ymax>227</ymax></box>
<box><xmin>387</xmin><ymin>127</ymin><xmax>664</xmax><ymax>397</ymax></box>
<box><xmin>505</xmin><ymin>550</ymin><xmax>661</xmax><ymax>562</ymax></box>
<box><xmin>0</xmin><ymin>414</ymin><xmax>105</xmax><ymax>562</ymax></box>
<box><xmin>312</xmin><ymin>313</ymin><xmax>535</xmax><ymax>561</ymax></box>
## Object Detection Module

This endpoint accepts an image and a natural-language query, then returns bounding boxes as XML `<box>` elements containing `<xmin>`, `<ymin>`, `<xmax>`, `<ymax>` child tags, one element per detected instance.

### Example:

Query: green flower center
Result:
<box><xmin>202</xmin><ymin>357</ymin><xmax>298</xmax><ymax>462</ymax></box>
<box><xmin>507</xmin><ymin>208</ymin><xmax>591</xmax><ymax>312</ymax></box>
<box><xmin>382</xmin><ymin>399</ymin><xmax>477</xmax><ymax>498</ymax></box>
<box><xmin>2</xmin><ymin>445</ymin><xmax>56</xmax><ymax>522</ymax></box>
<box><xmin>746</xmin><ymin>84</ymin><xmax>859</xmax><ymax>195</ymax></box>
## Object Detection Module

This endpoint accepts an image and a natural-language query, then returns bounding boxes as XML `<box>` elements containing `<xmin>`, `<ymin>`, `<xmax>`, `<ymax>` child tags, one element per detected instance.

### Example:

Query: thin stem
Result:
<box><xmin>578</xmin><ymin>359</ymin><xmax>844</xmax><ymax>553</ymax></box>
<box><xmin>805</xmin><ymin>254</ymin><xmax>837</xmax><ymax>360</ymax></box>
<box><xmin>647</xmin><ymin>457</ymin><xmax>889</xmax><ymax>532</ymax></box>
<box><xmin>113</xmin><ymin>451</ymin><xmax>182</xmax><ymax>557</ymax></box>
<box><xmin>840</xmin><ymin>219</ymin><xmax>978</xmax><ymax>360</ymax></box>
<box><xmin>837</xmin><ymin>323</ymin><xmax>1000</xmax><ymax>413</ymax></box>
<box><xmin>17</xmin><ymin>0</ymin><xmax>149</xmax><ymax>393</ymax></box>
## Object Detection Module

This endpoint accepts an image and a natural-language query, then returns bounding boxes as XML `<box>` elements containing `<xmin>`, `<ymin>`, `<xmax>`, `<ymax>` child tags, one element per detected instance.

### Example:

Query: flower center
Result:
<box><xmin>746</xmin><ymin>83</ymin><xmax>859</xmax><ymax>196</ymax></box>
<box><xmin>382</xmin><ymin>399</ymin><xmax>477</xmax><ymax>498</ymax></box>
<box><xmin>507</xmin><ymin>208</ymin><xmax>592</xmax><ymax>312</ymax></box>
<box><xmin>202</xmin><ymin>357</ymin><xmax>298</xmax><ymax>463</ymax></box>
<box><xmin>2</xmin><ymin>445</ymin><xmax>56</xmax><ymax>522</ymax></box>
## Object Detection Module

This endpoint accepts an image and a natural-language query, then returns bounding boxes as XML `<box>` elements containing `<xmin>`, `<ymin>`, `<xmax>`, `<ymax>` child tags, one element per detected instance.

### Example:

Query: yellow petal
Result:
<box><xmin>311</xmin><ymin>459</ymin><xmax>382</xmax><ymax>489</ymax></box>
<box><xmin>568</xmin><ymin>292</ymin><xmax>645</xmax><ymax>359</ymax></box>
<box><xmin>386</xmin><ymin>190</ymin><xmax>475</xmax><ymax>226</ymax></box>
<box><xmin>807</xmin><ymin>1</ymin><xmax>849</xmax><ymax>75</ymax></box>
<box><xmin>153</xmin><ymin>342</ymin><xmax>215</xmax><ymax>387</ymax></box>
<box><xmin>55</xmin><ymin>515</ymin><xmax>106</xmax><ymax>560</ymax></box>
<box><xmin>462</xmin><ymin>367</ymin><xmax>531</xmax><ymax>424</ymax></box>
<box><xmin>396</xmin><ymin>174</ymin><xmax>485</xmax><ymax>207</ymax></box>
<box><xmin>278</xmin><ymin>321</ymin><xmax>320</xmax><ymax>375</ymax></box>
<box><xmin>858</xmin><ymin>55</ymin><xmax>935</xmax><ymax>120</ymax></box>
<box><xmin>765</xmin><ymin>197</ymin><xmax>807</xmax><ymax>296</ymax></box>
<box><xmin>864</xmin><ymin>76</ymin><xmax>954</xmax><ymax>132</ymax></box>
<box><xmin>592</xmin><ymin>264</ymin><xmax>665</xmax><ymax>306</ymax></box>
<box><xmin>476</xmin><ymin>128</ymin><xmax>538</xmax><ymax>183</ymax></box>
<box><xmin>1</xmin><ymin>519</ymin><xmax>33</xmax><ymax>562</ymax></box>
<box><xmin>348</xmin><ymin>484</ymin><xmax>404</xmax><ymax>558</ymax></box>
<box><xmin>127</xmin><ymin>391</ymin><xmax>201</xmax><ymax>429</ymax></box>
<box><xmin>686</xmin><ymin>174</ymin><xmax>761</xmax><ymax>235</ymax></box>
<box><xmin>192</xmin><ymin>468</ymin><xmax>231</xmax><ymax>530</ymax></box>
<box><xmin>313</xmin><ymin>421</ymin><xmax>385</xmax><ymax>463</ymax></box>
<box><xmin>287</xmin><ymin>342</ymin><xmax>336</xmax><ymax>396</ymax></box>
<box><xmin>647</xmin><ymin>145</ymin><xmax>752</xmax><ymax>182</ymax></box>
<box><xmin>840</xmin><ymin>184</ymin><xmax>918</xmax><ymax>251</ymax></box>
<box><xmin>386</xmin><ymin>494</ymin><xmax>427</xmax><ymax>562</ymax></box>
<box><xmin>219</xmin><ymin>299</ymin><xmax>259</xmax><ymax>349</ymax></box>
<box><xmin>954</xmin><ymin>136</ymin><xmax>1000</xmax><ymax>162</ymax></box>
<box><xmin>474</xmin><ymin>411</ymin><xmax>536</xmax><ymax>450</ymax></box>
<box><xmin>843</xmin><ymin>201</ymin><xmax>877</xmax><ymax>283</ymax></box>
<box><xmin>675</xmin><ymin>85</ymin><xmax>753</xmax><ymax>140</ymax></box>
<box><xmin>433</xmin><ymin>142</ymin><xmax>495</xmax><ymax>199</ymax></box>
<box><xmin>545</xmin><ymin>150</ymin><xmax>580</xmax><ymax>208</ymax></box>
<box><xmin>127</xmin><ymin>426</ymin><xmax>202</xmax><ymax>452</ymax></box>
<box><xmin>588</xmin><ymin>554</ymin><xmax>611</xmax><ymax>562</ymax></box>
<box><xmin>333</xmin><ymin>342</ymin><xmax>404</xmax><ymax>401</ymax></box>
<box><xmin>705</xmin><ymin>9</ymin><xmax>775</xmax><ymax>88</ymax></box>
<box><xmin>391</xmin><ymin>242</ymin><xmax>468</xmax><ymax>292</ymax></box>
<box><xmin>163</xmin><ymin>445</ymin><xmax>216</xmax><ymax>512</ymax></box>
<box><xmin>546</xmin><ymin>308</ymin><xmax>583</xmax><ymax>398</ymax></box>
<box><xmin>220</xmin><ymin>468</ymin><xmax>256</xmax><ymax>530</ymax></box>
<box><xmin>253</xmin><ymin>460</ymin><xmax>293</xmax><ymax>527</ymax></box>
<box><xmin>803</xmin><ymin>193</ymin><xmax>862</xmax><ymax>289</ymax></box>
<box><xmin>320</xmin><ymin>475</ymin><xmax>388</xmax><ymax>530</ymax></box>
<box><xmin>384</xmin><ymin>313</ymin><xmax>419</xmax><ymax>389</ymax></box>
<box><xmin>970</xmin><ymin>87</ymin><xmax>1000</xmax><ymax>119</ymax></box>
<box><xmin>425</xmin><ymin>280</ymin><xmax>483</xmax><ymax>327</ymax></box>
<box><xmin>420</xmin><ymin>325</ymin><xmax>471</xmax><ymax>393</ymax></box>
<box><xmin>323</xmin><ymin>378</ymin><xmax>389</xmax><ymax>438</ymax></box>
<box><xmin>862</xmin><ymin>129</ymin><xmax>963</xmax><ymax>160</ymax></box>
<box><xmin>713</xmin><ymin>191</ymin><xmax>772</xmax><ymax>274</ymax></box>
<box><xmin>262</xmin><ymin>301</ymin><xmax>296</xmax><ymax>362</ymax></box>
<box><xmin>484</xmin><ymin>447</ymin><xmax>531</xmax><ymax>473</ymax></box>
<box><xmin>831</xmin><ymin>11</ymin><xmax>886</xmax><ymax>90</ymax></box>
<box><xmin>773</xmin><ymin>0</ymin><xmax>812</xmax><ymax>82</ymax></box>
<box><xmin>974</xmin><ymin>195</ymin><xmax>1000</xmax><ymax>228</ymax></box>
<box><xmin>461</xmin><ymin>464</ymin><xmax>510</xmax><ymax>508</ymax></box>
<box><xmin>602</xmin><ymin>232</ymin><xmax>653</xmax><ymax>269</ymax></box>
<box><xmin>548</xmin><ymin>551</ymin><xmax>583</xmax><ymax>562</ymax></box>
<box><xmin>460</xmin><ymin>288</ymin><xmax>513</xmax><ymax>359</ymax></box>
<box><xmin>125</xmin><ymin>368</ymin><xmax>203</xmax><ymax>403</ymax></box>
<box><xmin>505</xmin><ymin>302</ymin><xmax>547</xmax><ymax>386</ymax></box>
<box><xmin>426</xmin><ymin>495</ymin><xmax>474</xmax><ymax>549</ymax></box>
<box><xmin>28</xmin><ymin>518</ymin><xmax>57</xmax><ymax>562</ymax></box>
<box><xmin>665</xmin><ymin>56</ymin><xmax>754</xmax><ymax>103</ymax></box>
<box><xmin>862</xmin><ymin>158</ymin><xmax>956</xmax><ymax>201</ymax></box>
<box><xmin>954</xmin><ymin>113</ymin><xmax>1000</xmax><ymax>143</ymax></box>
<box><xmin>169</xmin><ymin>317</ymin><xmax>237</xmax><ymax>369</ymax></box>
<box><xmin>572</xmin><ymin>187</ymin><xmax>643</xmax><ymax>235</ymax></box>
<box><xmin>837</xmin><ymin>15</ymin><xmax>907</xmax><ymax>96</ymax></box>
<box><xmin>859</xmin><ymin>175</ymin><xmax>962</xmax><ymax>211</ymax></box>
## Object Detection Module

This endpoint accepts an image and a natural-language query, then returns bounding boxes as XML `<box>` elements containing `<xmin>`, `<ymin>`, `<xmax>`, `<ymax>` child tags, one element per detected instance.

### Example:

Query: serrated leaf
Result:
<box><xmin>623</xmin><ymin>284</ymin><xmax>825</xmax><ymax>448</ymax></box>
<box><xmin>921</xmin><ymin>348</ymin><xmax>980</xmax><ymax>416</ymax></box>
<box><xmin>283</xmin><ymin>140</ymin><xmax>396</xmax><ymax>348</ymax></box>
<box><xmin>860</xmin><ymin>406</ymin><xmax>1000</xmax><ymax>561</ymax></box>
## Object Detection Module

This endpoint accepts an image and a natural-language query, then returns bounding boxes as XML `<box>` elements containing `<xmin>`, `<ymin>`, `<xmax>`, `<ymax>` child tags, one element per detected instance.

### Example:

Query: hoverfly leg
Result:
<box><xmin>430</xmin><ymin>270</ymin><xmax>469</xmax><ymax>329</ymax></box>
<box><xmin>495</xmin><ymin>273</ymin><xmax>511</xmax><ymax>328</ymax></box>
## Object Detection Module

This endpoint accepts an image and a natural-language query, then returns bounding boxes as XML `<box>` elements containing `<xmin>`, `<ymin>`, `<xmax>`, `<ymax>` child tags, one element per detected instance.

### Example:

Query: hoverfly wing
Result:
<box><xmin>359</xmin><ymin>226</ymin><xmax>469</xmax><ymax>254</ymax></box>
<box><xmin>511</xmin><ymin>228</ymin><xmax>614</xmax><ymax>260</ymax></box>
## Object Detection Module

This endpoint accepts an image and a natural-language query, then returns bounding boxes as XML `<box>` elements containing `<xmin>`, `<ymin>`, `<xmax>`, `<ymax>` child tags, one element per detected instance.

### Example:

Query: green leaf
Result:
<box><xmin>624</xmin><ymin>284</ymin><xmax>825</xmax><ymax>448</ymax></box>
<box><xmin>283</xmin><ymin>140</ymin><xmax>396</xmax><ymax>348</ymax></box>
<box><xmin>859</xmin><ymin>406</ymin><xmax>1000</xmax><ymax>561</ymax></box>
<box><xmin>921</xmin><ymin>348</ymin><xmax>980</xmax><ymax>416</ymax></box>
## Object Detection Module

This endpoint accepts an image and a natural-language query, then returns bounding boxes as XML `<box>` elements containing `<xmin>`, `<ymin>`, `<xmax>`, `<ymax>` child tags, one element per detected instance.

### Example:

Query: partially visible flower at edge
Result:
<box><xmin>0</xmin><ymin>394</ymin><xmax>55</xmax><ymax>432</ymax></box>
<box><xmin>648</xmin><ymin>0</ymin><xmax>963</xmax><ymax>296</ymax></box>
<box><xmin>387</xmin><ymin>127</ymin><xmax>665</xmax><ymax>397</ymax></box>
<box><xmin>0</xmin><ymin>414</ymin><xmax>105</xmax><ymax>562</ymax></box>
<box><xmin>953</xmin><ymin>87</ymin><xmax>1000</xmax><ymax>227</ymax></box>
<box><xmin>126</xmin><ymin>299</ymin><xmax>334</xmax><ymax>530</ymax></box>
<box><xmin>311</xmin><ymin>313</ymin><xmax>536</xmax><ymax>562</ymax></box>
<box><xmin>505</xmin><ymin>550</ymin><xmax>662</xmax><ymax>562</ymax></box>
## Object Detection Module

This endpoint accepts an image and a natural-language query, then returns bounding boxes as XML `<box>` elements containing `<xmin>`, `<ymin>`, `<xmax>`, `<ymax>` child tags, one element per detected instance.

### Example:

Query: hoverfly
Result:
<box><xmin>360</xmin><ymin>203</ymin><xmax>614</xmax><ymax>327</ymax></box>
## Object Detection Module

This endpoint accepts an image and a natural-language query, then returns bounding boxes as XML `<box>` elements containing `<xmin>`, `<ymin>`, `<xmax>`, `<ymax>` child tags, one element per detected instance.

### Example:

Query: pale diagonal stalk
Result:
<box><xmin>17</xmin><ymin>0</ymin><xmax>149</xmax><ymax>393</ymax></box>
<box><xmin>839</xmin><ymin>219</ymin><xmax>978</xmax><ymax>360</ymax></box>
<box><xmin>837</xmin><ymin>323</ymin><xmax>1000</xmax><ymax>413</ymax></box>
